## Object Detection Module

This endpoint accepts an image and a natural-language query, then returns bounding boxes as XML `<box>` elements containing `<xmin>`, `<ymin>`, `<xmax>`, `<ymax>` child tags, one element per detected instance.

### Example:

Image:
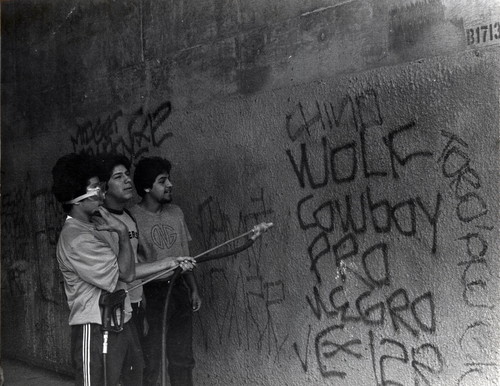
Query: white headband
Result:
<box><xmin>64</xmin><ymin>187</ymin><xmax>103</xmax><ymax>204</ymax></box>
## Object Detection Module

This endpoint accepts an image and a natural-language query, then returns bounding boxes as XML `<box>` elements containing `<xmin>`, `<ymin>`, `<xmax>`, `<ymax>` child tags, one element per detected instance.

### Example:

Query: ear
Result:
<box><xmin>145</xmin><ymin>188</ymin><xmax>151</xmax><ymax>193</ymax></box>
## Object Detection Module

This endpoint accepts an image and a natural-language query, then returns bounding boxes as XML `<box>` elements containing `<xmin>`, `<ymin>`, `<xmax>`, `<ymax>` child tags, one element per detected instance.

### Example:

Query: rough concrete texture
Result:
<box><xmin>2</xmin><ymin>0</ymin><xmax>500</xmax><ymax>385</ymax></box>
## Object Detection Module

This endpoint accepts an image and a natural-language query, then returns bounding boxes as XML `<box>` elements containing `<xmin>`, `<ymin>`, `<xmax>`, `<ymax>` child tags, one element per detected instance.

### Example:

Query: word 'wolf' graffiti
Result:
<box><xmin>71</xmin><ymin>101</ymin><xmax>173</xmax><ymax>159</ymax></box>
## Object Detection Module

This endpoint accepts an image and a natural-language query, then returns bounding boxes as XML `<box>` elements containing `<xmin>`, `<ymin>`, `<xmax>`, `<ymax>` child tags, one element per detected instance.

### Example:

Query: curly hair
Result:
<box><xmin>133</xmin><ymin>156</ymin><xmax>172</xmax><ymax>197</ymax></box>
<box><xmin>96</xmin><ymin>153</ymin><xmax>131</xmax><ymax>184</ymax></box>
<box><xmin>52</xmin><ymin>153</ymin><xmax>100</xmax><ymax>213</ymax></box>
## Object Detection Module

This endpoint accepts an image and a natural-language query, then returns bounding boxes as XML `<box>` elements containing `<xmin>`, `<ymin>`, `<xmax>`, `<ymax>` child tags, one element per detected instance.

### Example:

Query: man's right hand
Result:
<box><xmin>92</xmin><ymin>207</ymin><xmax>127</xmax><ymax>234</ymax></box>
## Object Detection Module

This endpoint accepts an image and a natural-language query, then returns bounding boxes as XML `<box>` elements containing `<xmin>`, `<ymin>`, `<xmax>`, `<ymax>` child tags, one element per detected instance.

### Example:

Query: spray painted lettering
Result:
<box><xmin>437</xmin><ymin>131</ymin><xmax>499</xmax><ymax>384</ymax></box>
<box><xmin>2</xmin><ymin>174</ymin><xmax>65</xmax><ymax>302</ymax></box>
<box><xmin>288</xmin><ymin>89</ymin><xmax>444</xmax><ymax>384</ymax></box>
<box><xmin>196</xmin><ymin>190</ymin><xmax>287</xmax><ymax>362</ymax></box>
<box><xmin>71</xmin><ymin>101</ymin><xmax>173</xmax><ymax>160</ymax></box>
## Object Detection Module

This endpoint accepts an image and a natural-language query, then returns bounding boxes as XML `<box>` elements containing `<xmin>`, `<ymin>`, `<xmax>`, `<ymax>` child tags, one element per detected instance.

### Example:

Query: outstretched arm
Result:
<box><xmin>136</xmin><ymin>257</ymin><xmax>195</xmax><ymax>280</ymax></box>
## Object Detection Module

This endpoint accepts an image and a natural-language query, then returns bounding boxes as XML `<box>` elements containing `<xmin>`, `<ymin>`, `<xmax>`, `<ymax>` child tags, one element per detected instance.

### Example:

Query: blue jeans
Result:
<box><xmin>142</xmin><ymin>279</ymin><xmax>195</xmax><ymax>386</ymax></box>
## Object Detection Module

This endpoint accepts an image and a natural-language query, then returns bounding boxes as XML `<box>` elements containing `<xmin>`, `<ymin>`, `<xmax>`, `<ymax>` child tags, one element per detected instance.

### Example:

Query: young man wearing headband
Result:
<box><xmin>53</xmin><ymin>153</ymin><xmax>141</xmax><ymax>385</ymax></box>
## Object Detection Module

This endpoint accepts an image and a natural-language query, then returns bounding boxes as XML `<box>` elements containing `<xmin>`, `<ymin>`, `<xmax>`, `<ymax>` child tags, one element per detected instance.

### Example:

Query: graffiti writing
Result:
<box><xmin>286</xmin><ymin>123</ymin><xmax>433</xmax><ymax>187</ymax></box>
<box><xmin>2</xmin><ymin>174</ymin><xmax>65</xmax><ymax>301</ymax></box>
<box><xmin>285</xmin><ymin>89</ymin><xmax>381</xmax><ymax>142</ymax></box>
<box><xmin>436</xmin><ymin>130</ymin><xmax>500</xmax><ymax>384</ymax></box>
<box><xmin>437</xmin><ymin>130</ymin><xmax>496</xmax><ymax>310</ymax></box>
<box><xmin>295</xmin><ymin>327</ymin><xmax>443</xmax><ymax>383</ymax></box>
<box><xmin>298</xmin><ymin>189</ymin><xmax>441</xmax><ymax>274</ymax></box>
<box><xmin>196</xmin><ymin>190</ymin><xmax>285</xmax><ymax>361</ymax></box>
<box><xmin>71</xmin><ymin>101</ymin><xmax>173</xmax><ymax>160</ymax></box>
<box><xmin>371</xmin><ymin>332</ymin><xmax>444</xmax><ymax>386</ymax></box>
<box><xmin>288</xmin><ymin>88</ymin><xmax>444</xmax><ymax>383</ymax></box>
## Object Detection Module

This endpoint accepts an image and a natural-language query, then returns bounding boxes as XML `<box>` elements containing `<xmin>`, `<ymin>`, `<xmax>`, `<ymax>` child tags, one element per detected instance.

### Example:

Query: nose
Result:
<box><xmin>165</xmin><ymin>178</ymin><xmax>173</xmax><ymax>188</ymax></box>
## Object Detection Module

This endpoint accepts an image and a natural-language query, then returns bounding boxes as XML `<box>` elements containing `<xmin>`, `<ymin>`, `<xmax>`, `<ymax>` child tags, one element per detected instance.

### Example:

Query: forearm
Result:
<box><xmin>135</xmin><ymin>258</ymin><xmax>177</xmax><ymax>280</ymax></box>
<box><xmin>183</xmin><ymin>271</ymin><xmax>199</xmax><ymax>293</ymax></box>
<box><xmin>117</xmin><ymin>230</ymin><xmax>136</xmax><ymax>282</ymax></box>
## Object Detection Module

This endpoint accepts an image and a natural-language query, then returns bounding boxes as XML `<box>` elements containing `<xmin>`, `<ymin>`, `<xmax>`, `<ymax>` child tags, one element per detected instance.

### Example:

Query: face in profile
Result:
<box><xmin>78</xmin><ymin>177</ymin><xmax>104</xmax><ymax>216</ymax></box>
<box><xmin>149</xmin><ymin>172</ymin><xmax>173</xmax><ymax>204</ymax></box>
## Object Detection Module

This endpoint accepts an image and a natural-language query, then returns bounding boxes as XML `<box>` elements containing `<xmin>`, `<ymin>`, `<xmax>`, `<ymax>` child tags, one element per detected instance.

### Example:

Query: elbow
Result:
<box><xmin>120</xmin><ymin>270</ymin><xmax>136</xmax><ymax>283</ymax></box>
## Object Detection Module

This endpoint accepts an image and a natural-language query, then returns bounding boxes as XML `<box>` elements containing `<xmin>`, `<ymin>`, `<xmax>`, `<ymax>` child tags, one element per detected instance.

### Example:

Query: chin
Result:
<box><xmin>123</xmin><ymin>192</ymin><xmax>134</xmax><ymax>200</ymax></box>
<box><xmin>160</xmin><ymin>198</ymin><xmax>172</xmax><ymax>204</ymax></box>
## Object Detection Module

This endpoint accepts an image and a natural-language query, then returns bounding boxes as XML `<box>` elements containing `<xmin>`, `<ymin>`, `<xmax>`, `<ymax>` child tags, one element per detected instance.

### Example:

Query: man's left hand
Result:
<box><xmin>191</xmin><ymin>291</ymin><xmax>202</xmax><ymax>312</ymax></box>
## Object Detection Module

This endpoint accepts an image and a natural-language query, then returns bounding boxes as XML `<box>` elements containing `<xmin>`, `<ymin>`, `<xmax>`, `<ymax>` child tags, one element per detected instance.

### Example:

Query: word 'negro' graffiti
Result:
<box><xmin>307</xmin><ymin>284</ymin><xmax>435</xmax><ymax>337</ymax></box>
<box><xmin>71</xmin><ymin>101</ymin><xmax>173</xmax><ymax>159</ymax></box>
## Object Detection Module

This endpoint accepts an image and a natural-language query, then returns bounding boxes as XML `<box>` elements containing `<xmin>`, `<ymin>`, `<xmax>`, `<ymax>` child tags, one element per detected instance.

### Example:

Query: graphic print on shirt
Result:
<box><xmin>151</xmin><ymin>223</ymin><xmax>177</xmax><ymax>249</ymax></box>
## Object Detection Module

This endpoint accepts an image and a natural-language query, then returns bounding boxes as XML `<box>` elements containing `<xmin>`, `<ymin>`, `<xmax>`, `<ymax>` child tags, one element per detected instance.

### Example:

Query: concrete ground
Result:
<box><xmin>1</xmin><ymin>358</ymin><xmax>73</xmax><ymax>386</ymax></box>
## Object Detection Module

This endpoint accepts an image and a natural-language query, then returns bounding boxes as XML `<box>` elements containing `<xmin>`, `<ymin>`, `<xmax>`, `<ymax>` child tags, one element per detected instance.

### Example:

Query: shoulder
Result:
<box><xmin>121</xmin><ymin>207</ymin><xmax>138</xmax><ymax>225</ymax></box>
<box><xmin>129</xmin><ymin>204</ymin><xmax>148</xmax><ymax>218</ymax></box>
<box><xmin>162</xmin><ymin>203</ymin><xmax>184</xmax><ymax>216</ymax></box>
<box><xmin>161</xmin><ymin>204</ymin><xmax>186</xmax><ymax>221</ymax></box>
<box><xmin>59</xmin><ymin>217</ymin><xmax>91</xmax><ymax>240</ymax></box>
<box><xmin>59</xmin><ymin>218</ymin><xmax>103</xmax><ymax>250</ymax></box>
<box><xmin>128</xmin><ymin>204</ymin><xmax>140</xmax><ymax>215</ymax></box>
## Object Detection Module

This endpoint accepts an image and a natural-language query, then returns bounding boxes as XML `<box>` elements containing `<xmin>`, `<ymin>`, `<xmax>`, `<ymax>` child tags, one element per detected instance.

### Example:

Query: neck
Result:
<box><xmin>104</xmin><ymin>198</ymin><xmax>126</xmax><ymax>213</ymax></box>
<box><xmin>139</xmin><ymin>195</ymin><xmax>162</xmax><ymax>214</ymax></box>
<box><xmin>69</xmin><ymin>206</ymin><xmax>91</xmax><ymax>223</ymax></box>
<box><xmin>106</xmin><ymin>207</ymin><xmax>125</xmax><ymax>215</ymax></box>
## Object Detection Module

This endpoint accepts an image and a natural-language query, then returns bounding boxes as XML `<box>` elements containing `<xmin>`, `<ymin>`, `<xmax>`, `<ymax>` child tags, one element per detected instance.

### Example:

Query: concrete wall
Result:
<box><xmin>2</xmin><ymin>0</ymin><xmax>500</xmax><ymax>384</ymax></box>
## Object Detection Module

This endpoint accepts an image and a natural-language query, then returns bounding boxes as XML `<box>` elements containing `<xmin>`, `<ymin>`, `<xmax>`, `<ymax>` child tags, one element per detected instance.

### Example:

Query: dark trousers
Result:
<box><xmin>71</xmin><ymin>321</ymin><xmax>144</xmax><ymax>386</ymax></box>
<box><xmin>142</xmin><ymin>280</ymin><xmax>195</xmax><ymax>386</ymax></box>
<box><xmin>131</xmin><ymin>301</ymin><xmax>147</xmax><ymax>340</ymax></box>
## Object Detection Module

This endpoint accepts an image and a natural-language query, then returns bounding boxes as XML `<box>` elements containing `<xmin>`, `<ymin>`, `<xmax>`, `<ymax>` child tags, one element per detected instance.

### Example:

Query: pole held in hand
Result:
<box><xmin>126</xmin><ymin>222</ymin><xmax>274</xmax><ymax>292</ymax></box>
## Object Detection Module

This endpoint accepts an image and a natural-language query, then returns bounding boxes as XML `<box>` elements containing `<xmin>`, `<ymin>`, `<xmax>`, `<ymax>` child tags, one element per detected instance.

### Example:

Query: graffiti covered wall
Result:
<box><xmin>176</xmin><ymin>54</ymin><xmax>500</xmax><ymax>385</ymax></box>
<box><xmin>2</xmin><ymin>0</ymin><xmax>500</xmax><ymax>385</ymax></box>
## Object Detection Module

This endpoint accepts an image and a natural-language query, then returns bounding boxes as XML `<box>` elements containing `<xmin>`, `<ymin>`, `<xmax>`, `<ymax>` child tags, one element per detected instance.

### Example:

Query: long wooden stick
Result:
<box><xmin>126</xmin><ymin>223</ymin><xmax>273</xmax><ymax>292</ymax></box>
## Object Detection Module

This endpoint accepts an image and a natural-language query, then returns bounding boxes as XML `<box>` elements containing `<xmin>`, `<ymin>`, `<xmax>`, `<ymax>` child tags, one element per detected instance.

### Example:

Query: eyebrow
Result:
<box><xmin>112</xmin><ymin>170</ymin><xmax>129</xmax><ymax>177</ymax></box>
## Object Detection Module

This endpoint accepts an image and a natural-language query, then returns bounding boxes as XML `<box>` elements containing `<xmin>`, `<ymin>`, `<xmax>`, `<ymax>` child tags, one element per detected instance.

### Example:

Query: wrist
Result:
<box><xmin>116</xmin><ymin>227</ymin><xmax>128</xmax><ymax>238</ymax></box>
<box><xmin>190</xmin><ymin>285</ymin><xmax>199</xmax><ymax>294</ymax></box>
